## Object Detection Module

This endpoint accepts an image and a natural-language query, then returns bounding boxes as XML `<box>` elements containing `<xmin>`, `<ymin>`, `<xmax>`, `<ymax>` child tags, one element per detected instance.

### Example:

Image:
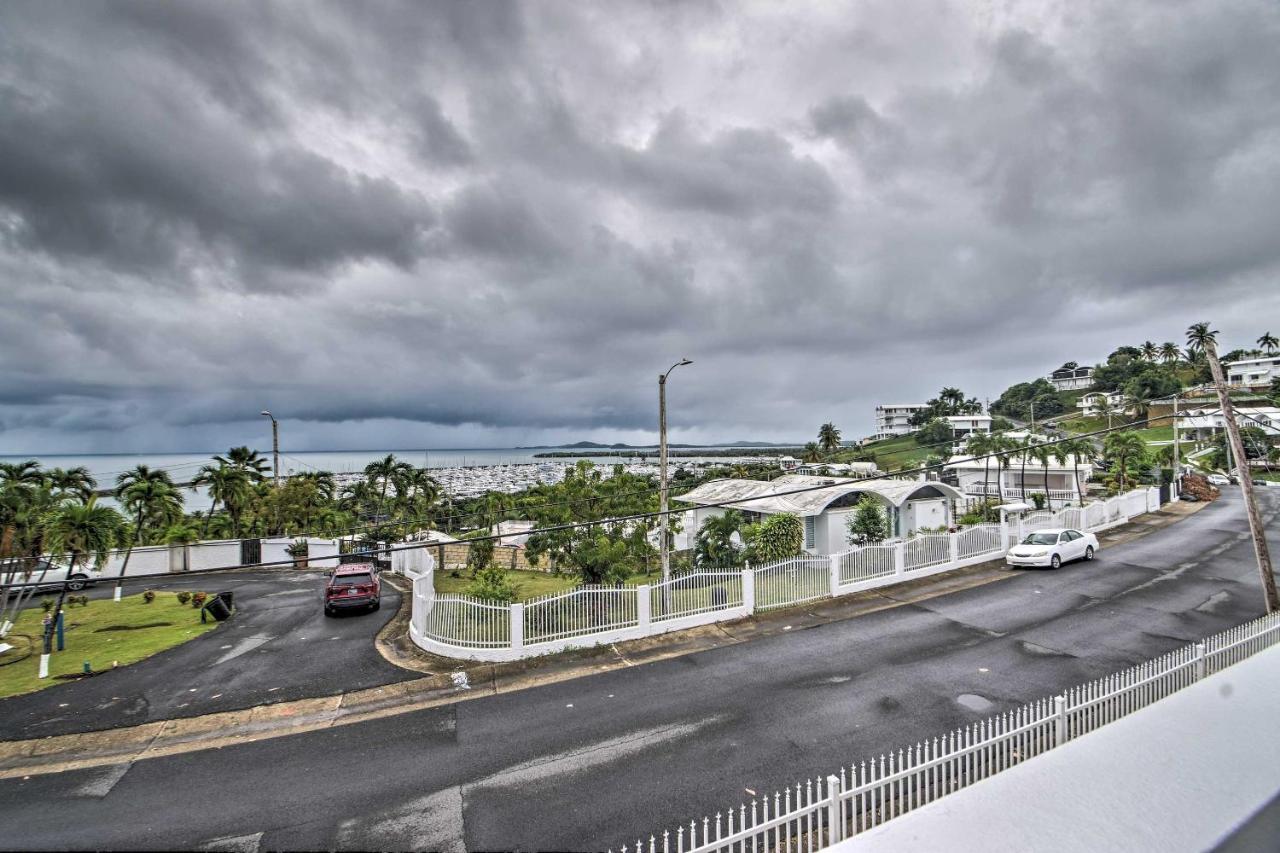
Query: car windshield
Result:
<box><xmin>332</xmin><ymin>572</ymin><xmax>372</xmax><ymax>585</ymax></box>
<box><xmin>1022</xmin><ymin>533</ymin><xmax>1058</xmax><ymax>546</ymax></box>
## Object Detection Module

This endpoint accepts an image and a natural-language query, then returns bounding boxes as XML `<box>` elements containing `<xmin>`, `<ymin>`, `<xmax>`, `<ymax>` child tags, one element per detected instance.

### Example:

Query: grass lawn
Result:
<box><xmin>836</xmin><ymin>434</ymin><xmax>932</xmax><ymax>472</ymax></box>
<box><xmin>0</xmin><ymin>592</ymin><xmax>220</xmax><ymax>699</ymax></box>
<box><xmin>434</xmin><ymin>566</ymin><xmax>666</xmax><ymax>600</ymax></box>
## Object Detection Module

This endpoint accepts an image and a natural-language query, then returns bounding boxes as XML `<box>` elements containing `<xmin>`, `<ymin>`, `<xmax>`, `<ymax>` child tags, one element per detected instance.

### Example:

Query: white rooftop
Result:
<box><xmin>677</xmin><ymin>474</ymin><xmax>962</xmax><ymax>516</ymax></box>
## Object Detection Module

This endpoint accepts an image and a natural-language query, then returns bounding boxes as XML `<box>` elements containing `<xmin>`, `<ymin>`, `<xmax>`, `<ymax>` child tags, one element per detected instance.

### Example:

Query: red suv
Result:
<box><xmin>323</xmin><ymin>564</ymin><xmax>381</xmax><ymax>616</ymax></box>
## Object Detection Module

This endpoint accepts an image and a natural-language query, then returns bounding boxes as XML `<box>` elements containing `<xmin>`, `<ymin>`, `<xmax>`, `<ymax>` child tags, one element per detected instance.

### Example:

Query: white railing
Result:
<box><xmin>651</xmin><ymin>572</ymin><xmax>744</xmax><ymax>623</ymax></box>
<box><xmin>754</xmin><ymin>557</ymin><xmax>831</xmax><ymax>611</ymax></box>
<box><xmin>964</xmin><ymin>484</ymin><xmax>1079</xmax><ymax>503</ymax></box>
<box><xmin>904</xmin><ymin>533</ymin><xmax>951</xmax><ymax>571</ymax></box>
<box><xmin>956</xmin><ymin>523</ymin><xmax>1002</xmax><ymax>559</ymax></box>
<box><xmin>618</xmin><ymin>609</ymin><xmax>1280</xmax><ymax>853</ymax></box>
<box><xmin>410</xmin><ymin>487</ymin><xmax>1163</xmax><ymax>661</ymax></box>
<box><xmin>422</xmin><ymin>593</ymin><xmax>511</xmax><ymax>648</ymax></box>
<box><xmin>837</xmin><ymin>544</ymin><xmax>896</xmax><ymax>585</ymax></box>
<box><xmin>524</xmin><ymin>585</ymin><xmax>639</xmax><ymax>645</ymax></box>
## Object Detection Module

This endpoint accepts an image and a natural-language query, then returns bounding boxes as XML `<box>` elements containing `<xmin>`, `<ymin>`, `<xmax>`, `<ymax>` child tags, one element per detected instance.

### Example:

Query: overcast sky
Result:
<box><xmin>2</xmin><ymin>1</ymin><xmax>1279</xmax><ymax>454</ymax></box>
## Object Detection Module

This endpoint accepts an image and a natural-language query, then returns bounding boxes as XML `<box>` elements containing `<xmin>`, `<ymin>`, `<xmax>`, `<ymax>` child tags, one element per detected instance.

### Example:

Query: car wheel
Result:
<box><xmin>66</xmin><ymin>575</ymin><xmax>88</xmax><ymax>591</ymax></box>
<box><xmin>324</xmin><ymin>606</ymin><xmax>334</xmax><ymax>617</ymax></box>
<box><xmin>1084</xmin><ymin>546</ymin><xmax>1095</xmax><ymax>561</ymax></box>
<box><xmin>371</xmin><ymin>599</ymin><xmax>381</xmax><ymax>612</ymax></box>
<box><xmin>1050</xmin><ymin>554</ymin><xmax>1061</xmax><ymax>570</ymax></box>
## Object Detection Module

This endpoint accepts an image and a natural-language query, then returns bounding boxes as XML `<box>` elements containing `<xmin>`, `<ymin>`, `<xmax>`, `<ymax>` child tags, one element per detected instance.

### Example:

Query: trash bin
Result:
<box><xmin>202</xmin><ymin>595</ymin><xmax>232</xmax><ymax>622</ymax></box>
<box><xmin>217</xmin><ymin>590</ymin><xmax>234</xmax><ymax>611</ymax></box>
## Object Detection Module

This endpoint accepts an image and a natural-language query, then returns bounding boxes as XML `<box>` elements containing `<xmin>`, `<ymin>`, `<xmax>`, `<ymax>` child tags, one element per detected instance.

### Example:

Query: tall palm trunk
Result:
<box><xmin>201</xmin><ymin>498</ymin><xmax>219</xmax><ymax>538</ymax></box>
<box><xmin>45</xmin><ymin>551</ymin><xmax>77</xmax><ymax>654</ymax></box>
<box><xmin>1020</xmin><ymin>451</ymin><xmax>1029</xmax><ymax>501</ymax></box>
<box><xmin>1043</xmin><ymin>460</ymin><xmax>1052</xmax><ymax>507</ymax></box>
<box><xmin>114</xmin><ymin>511</ymin><xmax>145</xmax><ymax>597</ymax></box>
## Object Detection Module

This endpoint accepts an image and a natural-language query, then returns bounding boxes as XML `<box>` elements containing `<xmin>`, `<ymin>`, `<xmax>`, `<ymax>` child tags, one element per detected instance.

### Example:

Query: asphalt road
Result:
<box><xmin>1</xmin><ymin>488</ymin><xmax>1276</xmax><ymax>852</ymax></box>
<box><xmin>0</xmin><ymin>570</ymin><xmax>412</xmax><ymax>740</ymax></box>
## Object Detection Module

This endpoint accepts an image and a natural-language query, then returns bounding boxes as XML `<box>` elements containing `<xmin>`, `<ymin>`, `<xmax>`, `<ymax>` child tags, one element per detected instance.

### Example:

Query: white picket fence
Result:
<box><xmin>615</xmin><ymin>609</ymin><xmax>1280</xmax><ymax>853</ymax></box>
<box><xmin>409</xmin><ymin>487</ymin><xmax>1164</xmax><ymax>661</ymax></box>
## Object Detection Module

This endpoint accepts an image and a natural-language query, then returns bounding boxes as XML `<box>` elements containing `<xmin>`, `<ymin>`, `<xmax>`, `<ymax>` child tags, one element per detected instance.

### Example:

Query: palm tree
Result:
<box><xmin>115</xmin><ymin>465</ymin><xmax>175</xmax><ymax>495</ymax></box>
<box><xmin>45</xmin><ymin>467</ymin><xmax>97</xmax><ymax>502</ymax></box>
<box><xmin>191</xmin><ymin>464</ymin><xmax>250</xmax><ymax>538</ymax></box>
<box><xmin>1124</xmin><ymin>388</ymin><xmax>1154</xmax><ymax>426</ymax></box>
<box><xmin>110</xmin><ymin>478</ymin><xmax>184</xmax><ymax>596</ymax></box>
<box><xmin>991</xmin><ymin>434</ymin><xmax>1019</xmax><ymax>500</ymax></box>
<box><xmin>0</xmin><ymin>460</ymin><xmax>43</xmax><ymax>487</ymax></box>
<box><xmin>1053</xmin><ymin>438</ymin><xmax>1089</xmax><ymax>505</ymax></box>
<box><xmin>1140</xmin><ymin>341</ymin><xmax>1158</xmax><ymax>362</ymax></box>
<box><xmin>938</xmin><ymin>387</ymin><xmax>965</xmax><ymax>414</ymax></box>
<box><xmin>801</xmin><ymin>442</ymin><xmax>823</xmax><ymax>463</ymax></box>
<box><xmin>817</xmin><ymin>423</ymin><xmax>842</xmax><ymax>455</ymax></box>
<box><xmin>1159</xmin><ymin>342</ymin><xmax>1181</xmax><ymax>364</ymax></box>
<box><xmin>1103</xmin><ymin>431</ymin><xmax>1147</xmax><ymax>492</ymax></box>
<box><xmin>1017</xmin><ymin>435</ymin><xmax>1035</xmax><ymax>499</ymax></box>
<box><xmin>215</xmin><ymin>446</ymin><xmax>271</xmax><ymax>482</ymax></box>
<box><xmin>1258</xmin><ymin>332</ymin><xmax>1279</xmax><ymax>356</ymax></box>
<box><xmin>1186</xmin><ymin>322</ymin><xmax>1219</xmax><ymax>356</ymax></box>
<box><xmin>1028</xmin><ymin>442</ymin><xmax>1053</xmax><ymax>506</ymax></box>
<box><xmin>695</xmin><ymin>510</ymin><xmax>744</xmax><ymax>567</ymax></box>
<box><xmin>40</xmin><ymin>498</ymin><xmax>124</xmax><ymax>651</ymax></box>
<box><xmin>965</xmin><ymin>433</ymin><xmax>995</xmax><ymax>501</ymax></box>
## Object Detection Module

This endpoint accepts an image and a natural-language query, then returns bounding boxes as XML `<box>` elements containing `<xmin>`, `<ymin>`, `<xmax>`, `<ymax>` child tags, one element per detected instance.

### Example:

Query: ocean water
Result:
<box><xmin>0</xmin><ymin>448</ymin><xmax>724</xmax><ymax>511</ymax></box>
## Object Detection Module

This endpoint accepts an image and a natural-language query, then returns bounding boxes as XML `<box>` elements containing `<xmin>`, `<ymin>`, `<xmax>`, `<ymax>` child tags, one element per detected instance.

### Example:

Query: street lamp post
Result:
<box><xmin>659</xmin><ymin>359</ymin><xmax>693</xmax><ymax>588</ymax></box>
<box><xmin>260</xmin><ymin>411</ymin><xmax>280</xmax><ymax>488</ymax></box>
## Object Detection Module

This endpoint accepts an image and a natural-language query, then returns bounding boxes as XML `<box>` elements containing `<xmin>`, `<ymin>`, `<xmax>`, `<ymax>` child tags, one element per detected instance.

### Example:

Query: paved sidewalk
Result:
<box><xmin>0</xmin><ymin>501</ymin><xmax>1208</xmax><ymax>779</ymax></box>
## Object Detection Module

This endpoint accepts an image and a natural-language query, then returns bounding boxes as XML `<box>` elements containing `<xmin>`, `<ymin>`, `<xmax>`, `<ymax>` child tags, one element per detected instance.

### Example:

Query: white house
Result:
<box><xmin>1048</xmin><ymin>365</ymin><xmax>1095</xmax><ymax>391</ymax></box>
<box><xmin>792</xmin><ymin>461</ymin><xmax>881</xmax><ymax>477</ymax></box>
<box><xmin>1225</xmin><ymin>356</ymin><xmax>1280</xmax><ymax>389</ymax></box>
<box><xmin>676</xmin><ymin>474</ymin><xmax>965</xmax><ymax>556</ymax></box>
<box><xmin>1077</xmin><ymin>391</ymin><xmax>1126</xmax><ymax>415</ymax></box>
<box><xmin>944</xmin><ymin>414</ymin><xmax>992</xmax><ymax>441</ymax></box>
<box><xmin>874</xmin><ymin>404</ymin><xmax>929</xmax><ymax>440</ymax></box>
<box><xmin>944</xmin><ymin>431</ymin><xmax>1094</xmax><ymax>507</ymax></box>
<box><xmin>491</xmin><ymin>520</ymin><xmax>535</xmax><ymax>547</ymax></box>
<box><xmin>1176</xmin><ymin>407</ymin><xmax>1280</xmax><ymax>443</ymax></box>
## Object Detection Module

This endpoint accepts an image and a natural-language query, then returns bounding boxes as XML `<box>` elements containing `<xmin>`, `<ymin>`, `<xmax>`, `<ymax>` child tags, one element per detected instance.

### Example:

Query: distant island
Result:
<box><xmin>531</xmin><ymin>443</ymin><xmax>809</xmax><ymax>459</ymax></box>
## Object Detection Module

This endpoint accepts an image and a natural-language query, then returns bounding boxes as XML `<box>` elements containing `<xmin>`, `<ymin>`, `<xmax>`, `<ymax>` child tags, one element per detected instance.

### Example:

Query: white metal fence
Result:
<box><xmin>409</xmin><ymin>487</ymin><xmax>1163</xmax><ymax>661</ymax></box>
<box><xmin>617</xmin><ymin>609</ymin><xmax>1280</xmax><ymax>853</ymax></box>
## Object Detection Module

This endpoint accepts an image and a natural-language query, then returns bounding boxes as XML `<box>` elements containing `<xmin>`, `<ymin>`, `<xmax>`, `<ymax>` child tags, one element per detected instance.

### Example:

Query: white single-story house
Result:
<box><xmin>675</xmin><ymin>474</ymin><xmax>965</xmax><ymax>556</ymax></box>
<box><xmin>944</xmin><ymin>414</ymin><xmax>993</xmax><ymax>440</ymax></box>
<box><xmin>945</xmin><ymin>432</ymin><xmax>1094</xmax><ymax>507</ymax></box>
<box><xmin>491</xmin><ymin>520</ymin><xmax>535</xmax><ymax>547</ymax></box>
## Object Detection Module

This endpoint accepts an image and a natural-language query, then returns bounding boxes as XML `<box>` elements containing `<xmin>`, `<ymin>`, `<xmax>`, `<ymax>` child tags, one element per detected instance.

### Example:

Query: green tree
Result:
<box><xmin>915</xmin><ymin>418</ymin><xmax>953</xmax><ymax>447</ymax></box>
<box><xmin>1186</xmin><ymin>321</ymin><xmax>1219</xmax><ymax>355</ymax></box>
<box><xmin>817</xmin><ymin>423</ymin><xmax>842</xmax><ymax>454</ymax></box>
<box><xmin>465</xmin><ymin>535</ymin><xmax>495</xmax><ymax>576</ymax></box>
<box><xmin>467</xmin><ymin>562</ymin><xmax>519</xmax><ymax>603</ymax></box>
<box><xmin>191</xmin><ymin>463</ymin><xmax>251</xmax><ymax>538</ymax></box>
<box><xmin>45</xmin><ymin>467</ymin><xmax>97</xmax><ymax>502</ymax></box>
<box><xmin>40</xmin><ymin>498</ymin><xmax>125</xmax><ymax>652</ymax></box>
<box><xmin>569</xmin><ymin>532</ymin><xmax>632</xmax><ymax>585</ymax></box>
<box><xmin>965</xmin><ymin>433</ymin><xmax>996</xmax><ymax>501</ymax></box>
<box><xmin>801</xmin><ymin>442</ymin><xmax>822</xmax><ymax>463</ymax></box>
<box><xmin>1159</xmin><ymin>342</ymin><xmax>1181</xmax><ymax>364</ymax></box>
<box><xmin>695</xmin><ymin>510</ymin><xmax>744</xmax><ymax>567</ymax></box>
<box><xmin>214</xmin><ymin>446</ymin><xmax>271</xmax><ymax>482</ymax></box>
<box><xmin>743</xmin><ymin>513</ymin><xmax>804</xmax><ymax>563</ymax></box>
<box><xmin>1257</xmin><ymin>332</ymin><xmax>1278</xmax><ymax>356</ymax></box>
<box><xmin>846</xmin><ymin>497</ymin><xmax>889</xmax><ymax>545</ymax></box>
<box><xmin>1103</xmin><ymin>431</ymin><xmax>1147</xmax><ymax>492</ymax></box>
<box><xmin>1140</xmin><ymin>341</ymin><xmax>1158</xmax><ymax>361</ymax></box>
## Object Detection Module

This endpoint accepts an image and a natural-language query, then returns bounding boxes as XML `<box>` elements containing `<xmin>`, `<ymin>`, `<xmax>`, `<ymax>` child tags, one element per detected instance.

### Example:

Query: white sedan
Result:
<box><xmin>1006</xmin><ymin>528</ymin><xmax>1099</xmax><ymax>569</ymax></box>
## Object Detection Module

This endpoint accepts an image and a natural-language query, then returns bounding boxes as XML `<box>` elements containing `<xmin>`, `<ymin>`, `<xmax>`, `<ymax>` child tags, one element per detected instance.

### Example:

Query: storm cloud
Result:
<box><xmin>2</xmin><ymin>0</ymin><xmax>1280</xmax><ymax>452</ymax></box>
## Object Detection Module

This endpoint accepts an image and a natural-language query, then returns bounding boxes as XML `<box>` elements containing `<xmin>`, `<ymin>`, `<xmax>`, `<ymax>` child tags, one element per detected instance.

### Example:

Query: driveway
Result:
<box><xmin>0</xmin><ymin>570</ymin><xmax>414</xmax><ymax>740</ymax></box>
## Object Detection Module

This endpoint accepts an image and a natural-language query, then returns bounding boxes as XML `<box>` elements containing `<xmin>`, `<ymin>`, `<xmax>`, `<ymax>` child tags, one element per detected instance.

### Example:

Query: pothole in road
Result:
<box><xmin>957</xmin><ymin>694</ymin><xmax>993</xmax><ymax>712</ymax></box>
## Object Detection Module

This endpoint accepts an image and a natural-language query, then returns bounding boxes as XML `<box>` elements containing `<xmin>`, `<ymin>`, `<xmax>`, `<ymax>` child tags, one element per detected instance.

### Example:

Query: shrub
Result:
<box><xmin>41</xmin><ymin>598</ymin><xmax>55</xmax><ymax>612</ymax></box>
<box><xmin>143</xmin><ymin>590</ymin><xmax>156</xmax><ymax>604</ymax></box>
<box><xmin>191</xmin><ymin>591</ymin><xmax>208</xmax><ymax>609</ymax></box>
<box><xmin>1030</xmin><ymin>492</ymin><xmax>1047</xmax><ymax>510</ymax></box>
<box><xmin>847</xmin><ymin>497</ymin><xmax>889</xmax><ymax>545</ymax></box>
<box><xmin>176</xmin><ymin>591</ymin><xmax>191</xmax><ymax>605</ymax></box>
<box><xmin>467</xmin><ymin>563</ymin><xmax>519</xmax><ymax>604</ymax></box>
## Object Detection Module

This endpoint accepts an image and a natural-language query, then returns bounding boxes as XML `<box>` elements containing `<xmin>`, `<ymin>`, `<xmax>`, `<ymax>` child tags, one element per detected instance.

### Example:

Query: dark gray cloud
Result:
<box><xmin>2</xmin><ymin>0</ymin><xmax>1280</xmax><ymax>453</ymax></box>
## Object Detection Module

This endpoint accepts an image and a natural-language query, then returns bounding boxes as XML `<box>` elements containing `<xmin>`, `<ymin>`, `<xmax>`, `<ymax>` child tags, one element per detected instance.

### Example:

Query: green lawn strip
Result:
<box><xmin>0</xmin><ymin>592</ymin><xmax>220</xmax><ymax>699</ymax></box>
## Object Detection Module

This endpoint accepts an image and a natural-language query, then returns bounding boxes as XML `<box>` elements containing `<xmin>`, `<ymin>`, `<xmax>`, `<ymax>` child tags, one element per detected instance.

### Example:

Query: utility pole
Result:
<box><xmin>1204</xmin><ymin>340</ymin><xmax>1277</xmax><ymax>612</ymax></box>
<box><xmin>1029</xmin><ymin>401</ymin><xmax>1035</xmax><ymax>434</ymax></box>
<box><xmin>659</xmin><ymin>359</ymin><xmax>693</xmax><ymax>589</ymax></box>
<box><xmin>261</xmin><ymin>410</ymin><xmax>280</xmax><ymax>487</ymax></box>
<box><xmin>1172</xmin><ymin>393</ymin><xmax>1180</xmax><ymax>485</ymax></box>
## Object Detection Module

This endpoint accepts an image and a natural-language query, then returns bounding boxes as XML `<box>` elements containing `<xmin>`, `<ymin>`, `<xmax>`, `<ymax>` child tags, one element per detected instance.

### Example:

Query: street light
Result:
<box><xmin>260</xmin><ymin>410</ymin><xmax>280</xmax><ymax>487</ymax></box>
<box><xmin>659</xmin><ymin>358</ymin><xmax>693</xmax><ymax>588</ymax></box>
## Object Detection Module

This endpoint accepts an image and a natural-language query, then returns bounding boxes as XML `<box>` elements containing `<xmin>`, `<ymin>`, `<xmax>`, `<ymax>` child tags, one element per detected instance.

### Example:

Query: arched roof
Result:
<box><xmin>677</xmin><ymin>475</ymin><xmax>963</xmax><ymax>516</ymax></box>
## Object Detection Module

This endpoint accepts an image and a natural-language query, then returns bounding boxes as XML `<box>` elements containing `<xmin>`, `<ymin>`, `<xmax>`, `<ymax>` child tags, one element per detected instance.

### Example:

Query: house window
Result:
<box><xmin>804</xmin><ymin>516</ymin><xmax>816</xmax><ymax>550</ymax></box>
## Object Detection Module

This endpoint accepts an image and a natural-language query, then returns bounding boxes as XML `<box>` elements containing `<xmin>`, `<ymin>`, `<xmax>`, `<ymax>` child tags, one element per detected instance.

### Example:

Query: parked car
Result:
<box><xmin>1254</xmin><ymin>479</ymin><xmax>1270</xmax><ymax>487</ymax></box>
<box><xmin>1</xmin><ymin>559</ymin><xmax>96</xmax><ymax>592</ymax></box>
<box><xmin>1006</xmin><ymin>528</ymin><xmax>1099</xmax><ymax>569</ymax></box>
<box><xmin>323</xmin><ymin>563</ymin><xmax>381</xmax><ymax>616</ymax></box>
<box><xmin>1207</xmin><ymin>474</ymin><xmax>1230</xmax><ymax>487</ymax></box>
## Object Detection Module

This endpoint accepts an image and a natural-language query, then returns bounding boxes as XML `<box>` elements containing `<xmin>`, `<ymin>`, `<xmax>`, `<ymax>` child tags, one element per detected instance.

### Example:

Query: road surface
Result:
<box><xmin>1</xmin><ymin>488</ymin><xmax>1276</xmax><ymax>851</ymax></box>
